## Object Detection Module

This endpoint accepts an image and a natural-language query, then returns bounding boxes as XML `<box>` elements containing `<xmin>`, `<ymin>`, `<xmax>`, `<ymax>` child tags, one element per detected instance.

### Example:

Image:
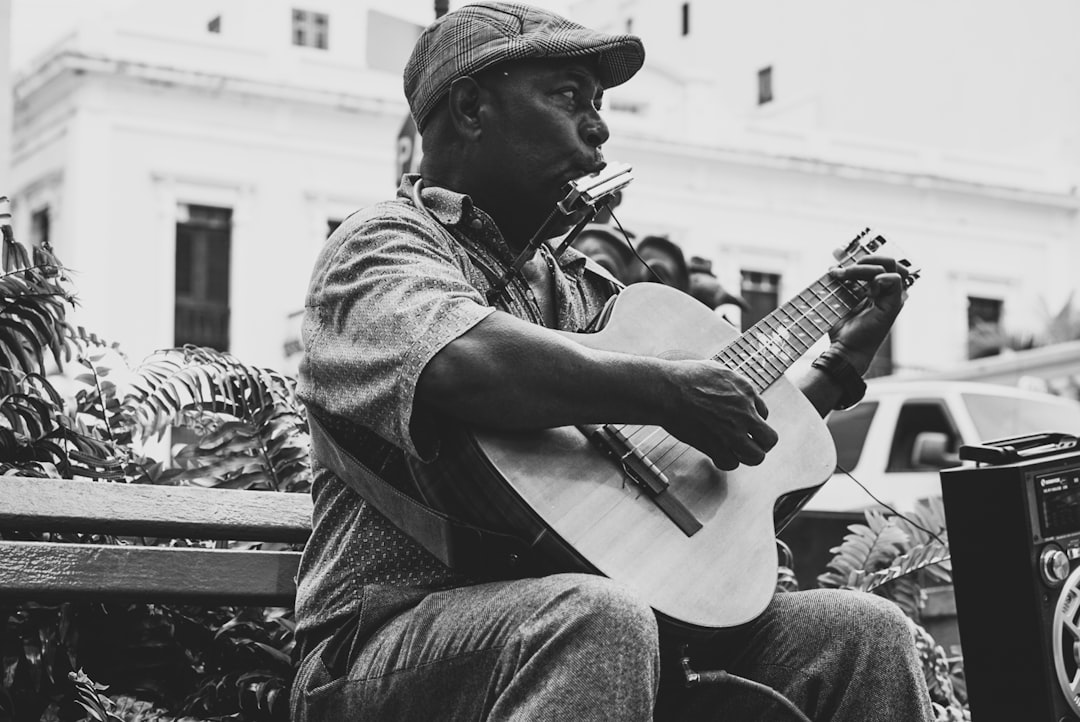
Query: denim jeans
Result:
<box><xmin>291</xmin><ymin>573</ymin><xmax>932</xmax><ymax>721</ymax></box>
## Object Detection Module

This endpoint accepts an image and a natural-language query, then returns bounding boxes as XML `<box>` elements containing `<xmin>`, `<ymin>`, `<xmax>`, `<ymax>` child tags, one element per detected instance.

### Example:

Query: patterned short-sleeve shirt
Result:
<box><xmin>294</xmin><ymin>175</ymin><xmax>621</xmax><ymax>656</ymax></box>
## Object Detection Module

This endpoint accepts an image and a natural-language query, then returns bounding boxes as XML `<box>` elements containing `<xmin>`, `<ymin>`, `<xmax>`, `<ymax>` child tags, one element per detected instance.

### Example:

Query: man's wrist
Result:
<box><xmin>811</xmin><ymin>348</ymin><xmax>868</xmax><ymax>410</ymax></box>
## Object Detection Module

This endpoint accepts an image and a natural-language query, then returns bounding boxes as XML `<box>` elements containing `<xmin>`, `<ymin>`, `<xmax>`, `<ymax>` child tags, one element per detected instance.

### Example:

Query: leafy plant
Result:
<box><xmin>1</xmin><ymin>198</ymin><xmax>971</xmax><ymax>720</ymax></box>
<box><xmin>817</xmin><ymin>498</ymin><xmax>968</xmax><ymax>719</ymax></box>
<box><xmin>968</xmin><ymin>291</ymin><xmax>1080</xmax><ymax>363</ymax></box>
<box><xmin>0</xmin><ymin>202</ymin><xmax>307</xmax><ymax>721</ymax></box>
<box><xmin>117</xmin><ymin>346</ymin><xmax>310</xmax><ymax>492</ymax></box>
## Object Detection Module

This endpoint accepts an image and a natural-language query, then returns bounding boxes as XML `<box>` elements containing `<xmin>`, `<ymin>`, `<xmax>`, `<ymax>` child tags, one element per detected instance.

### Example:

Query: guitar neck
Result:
<box><xmin>714</xmin><ymin>272</ymin><xmax>863</xmax><ymax>393</ymax></box>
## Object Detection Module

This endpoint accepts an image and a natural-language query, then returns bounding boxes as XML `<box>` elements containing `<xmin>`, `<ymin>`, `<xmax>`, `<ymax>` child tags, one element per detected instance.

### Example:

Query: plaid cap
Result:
<box><xmin>404</xmin><ymin>1</ymin><xmax>645</xmax><ymax>132</ymax></box>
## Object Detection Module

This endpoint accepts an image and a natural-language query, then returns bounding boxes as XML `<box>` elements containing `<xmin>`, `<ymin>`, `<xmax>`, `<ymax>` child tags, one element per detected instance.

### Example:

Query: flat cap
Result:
<box><xmin>404</xmin><ymin>1</ymin><xmax>645</xmax><ymax>132</ymax></box>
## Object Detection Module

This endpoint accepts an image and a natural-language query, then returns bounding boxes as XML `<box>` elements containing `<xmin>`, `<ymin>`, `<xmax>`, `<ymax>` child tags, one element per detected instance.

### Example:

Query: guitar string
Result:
<box><xmin>654</xmin><ymin>278</ymin><xmax>859</xmax><ymax>473</ymax></box>
<box><xmin>604</xmin><ymin>211</ymin><xmax>937</xmax><ymax>542</ymax></box>
<box><xmin>611</xmin><ymin>268</ymin><xmax>867</xmax><ymax>474</ymax></box>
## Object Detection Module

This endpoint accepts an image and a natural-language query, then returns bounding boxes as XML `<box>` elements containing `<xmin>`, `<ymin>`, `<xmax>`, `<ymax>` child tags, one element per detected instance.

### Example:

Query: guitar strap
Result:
<box><xmin>307</xmin><ymin>412</ymin><xmax>531</xmax><ymax>581</ymax></box>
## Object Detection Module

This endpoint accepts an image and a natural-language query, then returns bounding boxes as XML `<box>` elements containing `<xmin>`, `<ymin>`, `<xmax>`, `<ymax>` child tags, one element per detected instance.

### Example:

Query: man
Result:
<box><xmin>291</xmin><ymin>2</ymin><xmax>932</xmax><ymax>720</ymax></box>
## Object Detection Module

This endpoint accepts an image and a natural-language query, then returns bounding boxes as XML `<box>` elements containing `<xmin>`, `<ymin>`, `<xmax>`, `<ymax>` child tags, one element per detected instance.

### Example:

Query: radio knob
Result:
<box><xmin>1041</xmin><ymin>547</ymin><xmax>1072</xmax><ymax>586</ymax></box>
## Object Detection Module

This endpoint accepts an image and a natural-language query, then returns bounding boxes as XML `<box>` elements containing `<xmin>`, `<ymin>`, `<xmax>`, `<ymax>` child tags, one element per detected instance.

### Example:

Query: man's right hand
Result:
<box><xmin>419</xmin><ymin>313</ymin><xmax>778</xmax><ymax>472</ymax></box>
<box><xmin>660</xmin><ymin>360</ymin><xmax>779</xmax><ymax>471</ymax></box>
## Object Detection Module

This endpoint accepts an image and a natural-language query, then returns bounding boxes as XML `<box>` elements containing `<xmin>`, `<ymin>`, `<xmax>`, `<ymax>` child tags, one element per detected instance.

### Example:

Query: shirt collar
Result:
<box><xmin>398</xmin><ymin>174</ymin><xmax>474</xmax><ymax>227</ymax></box>
<box><xmin>397</xmin><ymin>174</ymin><xmax>592</xmax><ymax>274</ymax></box>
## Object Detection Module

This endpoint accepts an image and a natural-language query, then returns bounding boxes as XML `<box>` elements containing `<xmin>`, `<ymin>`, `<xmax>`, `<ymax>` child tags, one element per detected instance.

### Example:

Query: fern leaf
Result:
<box><xmin>851</xmin><ymin>539</ymin><xmax>952</xmax><ymax>593</ymax></box>
<box><xmin>818</xmin><ymin>511</ymin><xmax>910</xmax><ymax>589</ymax></box>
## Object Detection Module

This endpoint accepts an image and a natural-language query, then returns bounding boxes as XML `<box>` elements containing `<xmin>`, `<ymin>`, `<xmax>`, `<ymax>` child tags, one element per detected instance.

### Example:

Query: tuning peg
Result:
<box><xmin>902</xmin><ymin>266</ymin><xmax>922</xmax><ymax>288</ymax></box>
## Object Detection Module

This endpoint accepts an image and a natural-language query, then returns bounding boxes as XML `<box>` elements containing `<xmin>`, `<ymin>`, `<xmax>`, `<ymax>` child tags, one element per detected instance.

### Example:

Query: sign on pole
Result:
<box><xmin>396</xmin><ymin>114</ymin><xmax>422</xmax><ymax>185</ymax></box>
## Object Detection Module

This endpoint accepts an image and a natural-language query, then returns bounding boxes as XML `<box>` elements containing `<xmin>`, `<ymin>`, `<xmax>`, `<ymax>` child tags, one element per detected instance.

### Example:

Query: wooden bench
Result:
<box><xmin>0</xmin><ymin>476</ymin><xmax>312</xmax><ymax>605</ymax></box>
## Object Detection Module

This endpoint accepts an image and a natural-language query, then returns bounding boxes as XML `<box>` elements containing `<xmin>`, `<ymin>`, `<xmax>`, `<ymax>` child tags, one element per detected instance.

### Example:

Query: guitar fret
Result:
<box><xmin>833</xmin><ymin>280</ymin><xmax>863</xmax><ymax>312</ymax></box>
<box><xmin>714</xmin><ymin>272</ymin><xmax>847</xmax><ymax>394</ymax></box>
<box><xmin>788</xmin><ymin>295</ymin><xmax>822</xmax><ymax>343</ymax></box>
<box><xmin>744</xmin><ymin>359</ymin><xmax>773</xmax><ymax>393</ymax></box>
<box><xmin>805</xmin><ymin>283</ymin><xmax>840</xmax><ymax>323</ymax></box>
<box><xmin>754</xmin><ymin>336</ymin><xmax>788</xmax><ymax>381</ymax></box>
<box><xmin>774</xmin><ymin>307</ymin><xmax>813</xmax><ymax>359</ymax></box>
<box><xmin>823</xmin><ymin>279</ymin><xmax>860</xmax><ymax>318</ymax></box>
<box><xmin>707</xmin><ymin>235</ymin><xmax>899</xmax><ymax>401</ymax></box>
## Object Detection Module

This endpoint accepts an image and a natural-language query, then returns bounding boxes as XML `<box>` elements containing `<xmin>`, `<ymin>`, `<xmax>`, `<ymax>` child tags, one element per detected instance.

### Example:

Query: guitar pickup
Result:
<box><xmin>556</xmin><ymin>163</ymin><xmax>634</xmax><ymax>215</ymax></box>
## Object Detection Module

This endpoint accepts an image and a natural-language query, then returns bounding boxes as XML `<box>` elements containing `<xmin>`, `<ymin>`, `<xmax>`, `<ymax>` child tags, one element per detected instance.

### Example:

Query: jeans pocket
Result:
<box><xmin>293</xmin><ymin>640</ymin><xmax>347</xmax><ymax>720</ymax></box>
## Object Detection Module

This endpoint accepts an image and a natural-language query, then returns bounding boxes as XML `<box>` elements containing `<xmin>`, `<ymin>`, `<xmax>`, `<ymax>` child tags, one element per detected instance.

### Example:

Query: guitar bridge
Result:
<box><xmin>578</xmin><ymin>423</ymin><xmax>702</xmax><ymax>537</ymax></box>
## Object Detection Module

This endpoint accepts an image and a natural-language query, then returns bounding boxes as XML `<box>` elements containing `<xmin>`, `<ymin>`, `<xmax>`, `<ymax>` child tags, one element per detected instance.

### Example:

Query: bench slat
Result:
<box><xmin>0</xmin><ymin>477</ymin><xmax>312</xmax><ymax>542</ymax></box>
<box><xmin>0</xmin><ymin>541</ymin><xmax>299</xmax><ymax>605</ymax></box>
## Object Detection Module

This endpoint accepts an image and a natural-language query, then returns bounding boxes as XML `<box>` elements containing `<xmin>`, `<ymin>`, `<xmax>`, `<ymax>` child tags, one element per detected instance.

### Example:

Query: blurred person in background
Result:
<box><xmin>634</xmin><ymin>234</ymin><xmax>690</xmax><ymax>292</ymax></box>
<box><xmin>571</xmin><ymin>222</ymin><xmax>637</xmax><ymax>285</ymax></box>
<box><xmin>688</xmin><ymin>255</ymin><xmax>750</xmax><ymax>313</ymax></box>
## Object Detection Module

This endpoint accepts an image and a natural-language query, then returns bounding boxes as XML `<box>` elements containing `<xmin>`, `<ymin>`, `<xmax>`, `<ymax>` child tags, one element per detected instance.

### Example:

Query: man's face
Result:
<box><xmin>471</xmin><ymin>58</ymin><xmax>609</xmax><ymax>231</ymax></box>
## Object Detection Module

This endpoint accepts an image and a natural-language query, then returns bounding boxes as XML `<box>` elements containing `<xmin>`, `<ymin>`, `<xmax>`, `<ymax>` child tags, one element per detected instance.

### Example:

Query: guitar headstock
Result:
<box><xmin>833</xmin><ymin>227</ymin><xmax>921</xmax><ymax>288</ymax></box>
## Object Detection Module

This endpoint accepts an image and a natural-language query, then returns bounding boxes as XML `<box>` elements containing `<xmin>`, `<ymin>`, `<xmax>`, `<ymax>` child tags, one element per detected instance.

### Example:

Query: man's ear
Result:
<box><xmin>446</xmin><ymin>77</ymin><xmax>485</xmax><ymax>140</ymax></box>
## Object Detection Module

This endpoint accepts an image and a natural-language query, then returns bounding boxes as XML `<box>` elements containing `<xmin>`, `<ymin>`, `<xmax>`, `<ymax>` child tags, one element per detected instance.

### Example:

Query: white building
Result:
<box><xmin>10</xmin><ymin>0</ymin><xmax>428</xmax><ymax>373</ymax></box>
<box><xmin>1</xmin><ymin>0</ymin><xmax>12</xmax><ymax>187</ymax></box>
<box><xmin>8</xmin><ymin>0</ymin><xmax>1080</xmax><ymax>379</ymax></box>
<box><xmin>569</xmin><ymin>0</ymin><xmax>1080</xmax><ymax>379</ymax></box>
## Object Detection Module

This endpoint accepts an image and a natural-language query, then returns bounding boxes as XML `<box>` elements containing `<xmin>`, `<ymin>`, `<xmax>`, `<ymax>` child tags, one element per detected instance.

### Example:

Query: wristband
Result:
<box><xmin>811</xmin><ymin>349</ymin><xmax>867</xmax><ymax>410</ymax></box>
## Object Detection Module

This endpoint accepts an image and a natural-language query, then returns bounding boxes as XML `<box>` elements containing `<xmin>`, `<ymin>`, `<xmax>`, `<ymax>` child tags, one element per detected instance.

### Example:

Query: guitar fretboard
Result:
<box><xmin>715</xmin><ymin>273</ymin><xmax>864</xmax><ymax>393</ymax></box>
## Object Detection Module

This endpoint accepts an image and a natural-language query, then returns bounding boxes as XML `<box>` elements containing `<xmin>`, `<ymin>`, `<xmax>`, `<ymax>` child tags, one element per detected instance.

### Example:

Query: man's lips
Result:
<box><xmin>561</xmin><ymin>159</ymin><xmax>608</xmax><ymax>186</ymax></box>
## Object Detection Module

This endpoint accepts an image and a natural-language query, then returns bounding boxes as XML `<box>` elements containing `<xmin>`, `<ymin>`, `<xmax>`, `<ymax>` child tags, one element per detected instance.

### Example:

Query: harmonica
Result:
<box><xmin>557</xmin><ymin>163</ymin><xmax>634</xmax><ymax>215</ymax></box>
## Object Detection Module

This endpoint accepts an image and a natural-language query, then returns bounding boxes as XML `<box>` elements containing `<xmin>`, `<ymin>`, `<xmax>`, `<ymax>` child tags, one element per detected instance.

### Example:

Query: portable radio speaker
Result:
<box><xmin>941</xmin><ymin>432</ymin><xmax>1080</xmax><ymax>721</ymax></box>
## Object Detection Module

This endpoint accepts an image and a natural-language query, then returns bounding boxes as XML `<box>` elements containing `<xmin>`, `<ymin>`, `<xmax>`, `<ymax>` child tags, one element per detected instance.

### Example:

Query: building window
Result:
<box><xmin>740</xmin><ymin>270</ymin><xmax>781</xmax><ymax>332</ymax></box>
<box><xmin>29</xmin><ymin>207</ymin><xmax>50</xmax><ymax>248</ymax></box>
<box><xmin>175</xmin><ymin>204</ymin><xmax>232</xmax><ymax>351</ymax></box>
<box><xmin>680</xmin><ymin>3</ymin><xmax>690</xmax><ymax>36</ymax></box>
<box><xmin>967</xmin><ymin>295</ymin><xmax>1004</xmax><ymax>359</ymax></box>
<box><xmin>293</xmin><ymin>9</ymin><xmax>329</xmax><ymax>49</ymax></box>
<box><xmin>207</xmin><ymin>15</ymin><xmax>221</xmax><ymax>33</ymax></box>
<box><xmin>758</xmin><ymin>66</ymin><xmax>773</xmax><ymax>105</ymax></box>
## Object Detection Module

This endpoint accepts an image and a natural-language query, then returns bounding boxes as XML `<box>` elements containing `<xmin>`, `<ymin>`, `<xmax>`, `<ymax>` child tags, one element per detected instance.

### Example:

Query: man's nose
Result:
<box><xmin>581</xmin><ymin>112</ymin><xmax>609</xmax><ymax>148</ymax></box>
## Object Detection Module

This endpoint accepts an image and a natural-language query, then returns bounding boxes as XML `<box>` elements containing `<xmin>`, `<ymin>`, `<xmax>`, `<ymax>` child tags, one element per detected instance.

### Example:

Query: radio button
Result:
<box><xmin>1041</xmin><ymin>546</ymin><xmax>1072</xmax><ymax>586</ymax></box>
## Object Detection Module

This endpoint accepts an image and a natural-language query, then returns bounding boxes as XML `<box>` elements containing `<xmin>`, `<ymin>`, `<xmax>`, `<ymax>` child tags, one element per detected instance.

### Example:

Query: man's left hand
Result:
<box><xmin>826</xmin><ymin>255</ymin><xmax>910</xmax><ymax>372</ymax></box>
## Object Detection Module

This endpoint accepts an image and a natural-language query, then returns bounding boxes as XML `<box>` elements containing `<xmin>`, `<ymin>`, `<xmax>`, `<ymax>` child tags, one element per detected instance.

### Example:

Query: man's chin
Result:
<box><xmin>542</xmin><ymin>209</ymin><xmax>589</xmax><ymax>240</ymax></box>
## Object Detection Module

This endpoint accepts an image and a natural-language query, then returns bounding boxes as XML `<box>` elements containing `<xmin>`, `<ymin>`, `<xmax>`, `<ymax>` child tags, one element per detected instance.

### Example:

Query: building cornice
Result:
<box><xmin>620</xmin><ymin>131</ymin><xmax>1080</xmax><ymax>211</ymax></box>
<box><xmin>14</xmin><ymin>50</ymin><xmax>1079</xmax><ymax>211</ymax></box>
<box><xmin>14</xmin><ymin>50</ymin><xmax>405</xmax><ymax>118</ymax></box>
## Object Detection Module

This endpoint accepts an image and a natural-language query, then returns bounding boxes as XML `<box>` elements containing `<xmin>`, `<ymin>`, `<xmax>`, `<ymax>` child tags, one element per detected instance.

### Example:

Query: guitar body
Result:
<box><xmin>423</xmin><ymin>284</ymin><xmax>837</xmax><ymax>634</ymax></box>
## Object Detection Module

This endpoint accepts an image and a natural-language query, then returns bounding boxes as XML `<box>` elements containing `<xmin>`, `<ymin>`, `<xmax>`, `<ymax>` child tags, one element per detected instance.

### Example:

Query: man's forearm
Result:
<box><xmin>416</xmin><ymin>310</ymin><xmax>675</xmax><ymax>430</ymax></box>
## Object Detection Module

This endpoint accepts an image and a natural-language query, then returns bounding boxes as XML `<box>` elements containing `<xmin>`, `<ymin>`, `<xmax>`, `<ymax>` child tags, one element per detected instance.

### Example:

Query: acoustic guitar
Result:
<box><xmin>414</xmin><ymin>229</ymin><xmax>917</xmax><ymax>636</ymax></box>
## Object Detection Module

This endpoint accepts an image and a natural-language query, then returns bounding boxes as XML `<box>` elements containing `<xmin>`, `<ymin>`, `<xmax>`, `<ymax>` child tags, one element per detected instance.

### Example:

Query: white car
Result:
<box><xmin>800</xmin><ymin>380</ymin><xmax>1080</xmax><ymax>513</ymax></box>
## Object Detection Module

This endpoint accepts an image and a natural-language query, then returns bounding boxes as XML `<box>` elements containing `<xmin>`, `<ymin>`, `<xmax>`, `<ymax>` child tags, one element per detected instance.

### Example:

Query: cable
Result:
<box><xmin>681</xmin><ymin>656</ymin><xmax>813</xmax><ymax>722</ymax></box>
<box><xmin>835</xmin><ymin>464</ymin><xmax>949</xmax><ymax>547</ymax></box>
<box><xmin>485</xmin><ymin>205</ymin><xmax>564</xmax><ymax>304</ymax></box>
<box><xmin>701</xmin><ymin>671</ymin><xmax>813</xmax><ymax>722</ymax></box>
<box><xmin>608</xmin><ymin>208</ymin><xmax>667</xmax><ymax>285</ymax></box>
